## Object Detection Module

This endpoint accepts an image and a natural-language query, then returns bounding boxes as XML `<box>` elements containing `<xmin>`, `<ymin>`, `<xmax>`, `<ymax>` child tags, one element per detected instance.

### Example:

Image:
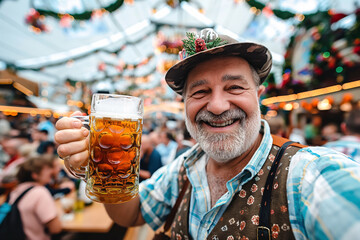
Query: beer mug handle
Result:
<box><xmin>64</xmin><ymin>115</ymin><xmax>90</xmax><ymax>180</ymax></box>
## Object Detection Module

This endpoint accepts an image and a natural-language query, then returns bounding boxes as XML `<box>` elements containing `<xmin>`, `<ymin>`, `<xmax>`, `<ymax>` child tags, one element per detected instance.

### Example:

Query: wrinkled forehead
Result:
<box><xmin>184</xmin><ymin>56</ymin><xmax>254</xmax><ymax>90</ymax></box>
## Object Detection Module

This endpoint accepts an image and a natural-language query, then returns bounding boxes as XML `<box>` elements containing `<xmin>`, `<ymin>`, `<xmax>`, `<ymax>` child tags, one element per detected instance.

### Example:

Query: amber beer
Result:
<box><xmin>86</xmin><ymin>115</ymin><xmax>142</xmax><ymax>203</ymax></box>
<box><xmin>68</xmin><ymin>94</ymin><xmax>144</xmax><ymax>204</ymax></box>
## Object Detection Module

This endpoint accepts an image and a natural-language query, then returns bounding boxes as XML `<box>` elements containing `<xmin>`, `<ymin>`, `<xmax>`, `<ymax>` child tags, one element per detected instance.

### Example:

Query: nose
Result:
<box><xmin>206</xmin><ymin>91</ymin><xmax>231</xmax><ymax>115</ymax></box>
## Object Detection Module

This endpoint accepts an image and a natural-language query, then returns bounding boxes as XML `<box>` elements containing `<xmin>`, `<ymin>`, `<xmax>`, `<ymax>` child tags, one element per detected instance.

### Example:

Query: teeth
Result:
<box><xmin>208</xmin><ymin>120</ymin><xmax>234</xmax><ymax>127</ymax></box>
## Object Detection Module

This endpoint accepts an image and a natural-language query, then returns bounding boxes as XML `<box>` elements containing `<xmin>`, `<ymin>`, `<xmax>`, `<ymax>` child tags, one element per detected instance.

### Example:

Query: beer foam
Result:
<box><xmin>94</xmin><ymin>98</ymin><xmax>142</xmax><ymax>119</ymax></box>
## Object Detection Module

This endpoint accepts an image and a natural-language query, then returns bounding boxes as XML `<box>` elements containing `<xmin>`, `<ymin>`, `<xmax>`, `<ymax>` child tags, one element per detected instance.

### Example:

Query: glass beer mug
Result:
<box><xmin>67</xmin><ymin>94</ymin><xmax>143</xmax><ymax>204</ymax></box>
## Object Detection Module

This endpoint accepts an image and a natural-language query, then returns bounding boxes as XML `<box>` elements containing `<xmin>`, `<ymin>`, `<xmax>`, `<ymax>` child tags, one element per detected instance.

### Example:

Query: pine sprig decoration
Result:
<box><xmin>206</xmin><ymin>37</ymin><xmax>227</xmax><ymax>49</ymax></box>
<box><xmin>181</xmin><ymin>32</ymin><xmax>228</xmax><ymax>57</ymax></box>
<box><xmin>182</xmin><ymin>32</ymin><xmax>197</xmax><ymax>56</ymax></box>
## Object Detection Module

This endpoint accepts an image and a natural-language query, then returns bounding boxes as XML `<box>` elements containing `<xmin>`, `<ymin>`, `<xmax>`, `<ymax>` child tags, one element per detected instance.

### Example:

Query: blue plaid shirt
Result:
<box><xmin>139</xmin><ymin>120</ymin><xmax>360</xmax><ymax>239</ymax></box>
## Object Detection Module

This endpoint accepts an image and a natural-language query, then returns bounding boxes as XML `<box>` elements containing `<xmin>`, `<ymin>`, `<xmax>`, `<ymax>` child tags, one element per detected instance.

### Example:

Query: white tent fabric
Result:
<box><xmin>0</xmin><ymin>0</ymin><xmax>359</xmax><ymax>111</ymax></box>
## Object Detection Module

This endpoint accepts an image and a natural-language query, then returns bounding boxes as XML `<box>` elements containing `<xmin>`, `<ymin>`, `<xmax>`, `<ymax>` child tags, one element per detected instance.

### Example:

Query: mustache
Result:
<box><xmin>195</xmin><ymin>109</ymin><xmax>246</xmax><ymax>122</ymax></box>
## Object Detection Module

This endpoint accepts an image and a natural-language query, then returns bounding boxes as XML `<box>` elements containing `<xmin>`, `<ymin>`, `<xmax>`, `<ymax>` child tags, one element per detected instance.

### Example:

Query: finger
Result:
<box><xmin>55</xmin><ymin>117</ymin><xmax>83</xmax><ymax>130</ymax></box>
<box><xmin>70</xmin><ymin>111</ymin><xmax>85</xmax><ymax>117</ymax></box>
<box><xmin>67</xmin><ymin>149</ymin><xmax>90</xmax><ymax>169</ymax></box>
<box><xmin>57</xmin><ymin>138</ymin><xmax>88</xmax><ymax>158</ymax></box>
<box><xmin>55</xmin><ymin>128</ymin><xmax>89</xmax><ymax>145</ymax></box>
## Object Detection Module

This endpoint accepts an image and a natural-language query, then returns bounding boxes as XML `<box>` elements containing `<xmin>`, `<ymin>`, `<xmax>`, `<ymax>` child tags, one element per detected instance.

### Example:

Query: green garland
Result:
<box><xmin>278</xmin><ymin>9</ymin><xmax>360</xmax><ymax>95</ymax></box>
<box><xmin>31</xmin><ymin>0</ymin><xmax>124</xmax><ymax>20</ymax></box>
<box><xmin>245</xmin><ymin>0</ymin><xmax>325</xmax><ymax>21</ymax></box>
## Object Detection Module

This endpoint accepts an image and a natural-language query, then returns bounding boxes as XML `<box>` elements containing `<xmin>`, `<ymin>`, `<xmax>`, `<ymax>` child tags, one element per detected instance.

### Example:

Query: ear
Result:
<box><xmin>257</xmin><ymin>85</ymin><xmax>266</xmax><ymax>99</ymax></box>
<box><xmin>31</xmin><ymin>172</ymin><xmax>39</xmax><ymax>181</ymax></box>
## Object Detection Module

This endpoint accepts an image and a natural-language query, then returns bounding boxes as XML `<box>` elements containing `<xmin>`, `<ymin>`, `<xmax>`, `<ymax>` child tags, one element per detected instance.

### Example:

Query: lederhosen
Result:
<box><xmin>169</xmin><ymin>135</ymin><xmax>305</xmax><ymax>240</ymax></box>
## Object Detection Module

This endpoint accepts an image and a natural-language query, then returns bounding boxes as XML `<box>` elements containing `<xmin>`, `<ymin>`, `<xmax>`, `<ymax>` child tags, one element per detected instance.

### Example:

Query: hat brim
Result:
<box><xmin>165</xmin><ymin>42</ymin><xmax>272</xmax><ymax>95</ymax></box>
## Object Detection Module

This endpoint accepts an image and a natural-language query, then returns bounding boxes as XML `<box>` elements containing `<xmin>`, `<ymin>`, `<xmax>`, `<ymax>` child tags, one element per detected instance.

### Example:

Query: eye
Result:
<box><xmin>227</xmin><ymin>85</ymin><xmax>246</xmax><ymax>93</ymax></box>
<box><xmin>228</xmin><ymin>85</ymin><xmax>244</xmax><ymax>90</ymax></box>
<box><xmin>190</xmin><ymin>89</ymin><xmax>208</xmax><ymax>98</ymax></box>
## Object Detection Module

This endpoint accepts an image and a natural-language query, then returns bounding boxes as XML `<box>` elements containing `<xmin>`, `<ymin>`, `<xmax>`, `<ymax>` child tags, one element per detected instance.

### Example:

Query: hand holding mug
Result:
<box><xmin>55</xmin><ymin>94</ymin><xmax>143</xmax><ymax>204</ymax></box>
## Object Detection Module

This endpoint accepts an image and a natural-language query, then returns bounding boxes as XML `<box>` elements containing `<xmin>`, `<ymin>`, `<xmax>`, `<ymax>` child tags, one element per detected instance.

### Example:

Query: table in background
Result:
<box><xmin>57</xmin><ymin>201</ymin><xmax>113</xmax><ymax>233</ymax></box>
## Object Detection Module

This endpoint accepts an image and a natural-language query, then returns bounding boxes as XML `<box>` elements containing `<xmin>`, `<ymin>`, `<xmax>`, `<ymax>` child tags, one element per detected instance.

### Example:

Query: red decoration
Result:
<box><xmin>328</xmin><ymin>57</ymin><xmax>336</xmax><ymax>69</ymax></box>
<box><xmin>98</xmin><ymin>62</ymin><xmax>106</xmax><ymax>71</ymax></box>
<box><xmin>330</xmin><ymin>13</ymin><xmax>348</xmax><ymax>24</ymax></box>
<box><xmin>25</xmin><ymin>8</ymin><xmax>48</xmax><ymax>33</ymax></box>
<box><xmin>313</xmin><ymin>67</ymin><xmax>323</xmax><ymax>75</ymax></box>
<box><xmin>281</xmin><ymin>72</ymin><xmax>291</xmax><ymax>87</ymax></box>
<box><xmin>353</xmin><ymin>46</ymin><xmax>360</xmax><ymax>55</ymax></box>
<box><xmin>311</xmin><ymin>98</ymin><xmax>319</xmax><ymax>107</ymax></box>
<box><xmin>59</xmin><ymin>14</ymin><xmax>73</xmax><ymax>28</ymax></box>
<box><xmin>195</xmin><ymin>38</ymin><xmax>207</xmax><ymax>52</ymax></box>
<box><xmin>342</xmin><ymin>93</ymin><xmax>353</xmax><ymax>103</ymax></box>
<box><xmin>325</xmin><ymin>96</ymin><xmax>334</xmax><ymax>105</ymax></box>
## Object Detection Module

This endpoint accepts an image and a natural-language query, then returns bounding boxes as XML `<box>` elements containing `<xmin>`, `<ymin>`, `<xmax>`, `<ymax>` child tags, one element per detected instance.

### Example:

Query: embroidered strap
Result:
<box><xmin>257</xmin><ymin>140</ymin><xmax>294</xmax><ymax>240</ymax></box>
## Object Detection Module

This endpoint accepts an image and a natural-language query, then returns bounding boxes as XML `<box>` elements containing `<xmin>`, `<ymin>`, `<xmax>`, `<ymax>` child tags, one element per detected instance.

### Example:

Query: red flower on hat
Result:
<box><xmin>195</xmin><ymin>38</ymin><xmax>207</xmax><ymax>52</ymax></box>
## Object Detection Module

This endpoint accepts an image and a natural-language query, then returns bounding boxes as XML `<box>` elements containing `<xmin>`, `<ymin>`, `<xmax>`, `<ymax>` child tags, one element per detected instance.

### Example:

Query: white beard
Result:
<box><xmin>185</xmin><ymin>107</ymin><xmax>261</xmax><ymax>163</ymax></box>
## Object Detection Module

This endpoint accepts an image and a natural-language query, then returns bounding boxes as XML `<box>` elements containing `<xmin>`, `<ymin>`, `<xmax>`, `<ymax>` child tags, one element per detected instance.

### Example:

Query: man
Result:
<box><xmin>55</xmin><ymin>28</ymin><xmax>360</xmax><ymax>239</ymax></box>
<box><xmin>324</xmin><ymin>108</ymin><xmax>360</xmax><ymax>161</ymax></box>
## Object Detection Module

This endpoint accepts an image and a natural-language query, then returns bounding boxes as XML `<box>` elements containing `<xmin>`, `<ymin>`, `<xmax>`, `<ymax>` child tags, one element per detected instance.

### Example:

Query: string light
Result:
<box><xmin>262</xmin><ymin>81</ymin><xmax>360</xmax><ymax>111</ymax></box>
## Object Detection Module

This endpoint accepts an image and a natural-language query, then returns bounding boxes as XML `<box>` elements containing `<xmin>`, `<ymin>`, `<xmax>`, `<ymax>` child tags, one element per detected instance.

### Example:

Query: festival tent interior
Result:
<box><xmin>0</xmin><ymin>0</ymin><xmax>359</xmax><ymax>120</ymax></box>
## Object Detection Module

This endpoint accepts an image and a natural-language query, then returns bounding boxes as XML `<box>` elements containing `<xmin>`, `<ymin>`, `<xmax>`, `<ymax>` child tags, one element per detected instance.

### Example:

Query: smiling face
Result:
<box><xmin>184</xmin><ymin>56</ymin><xmax>265</xmax><ymax>163</ymax></box>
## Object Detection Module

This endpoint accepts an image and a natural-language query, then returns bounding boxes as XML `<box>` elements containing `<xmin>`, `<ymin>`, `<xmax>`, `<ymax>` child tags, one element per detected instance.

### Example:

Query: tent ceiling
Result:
<box><xmin>0</xmin><ymin>0</ymin><xmax>359</xmax><ymax>111</ymax></box>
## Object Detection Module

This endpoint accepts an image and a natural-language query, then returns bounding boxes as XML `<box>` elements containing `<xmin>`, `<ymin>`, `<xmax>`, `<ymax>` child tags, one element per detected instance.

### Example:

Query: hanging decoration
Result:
<box><xmin>261</xmin><ymin>7</ymin><xmax>360</xmax><ymax>115</ymax></box>
<box><xmin>3</xmin><ymin>28</ymin><xmax>156</xmax><ymax>72</ymax></box>
<box><xmin>152</xmin><ymin>0</ymin><xmax>203</xmax><ymax>16</ymax></box>
<box><xmin>156</xmin><ymin>39</ymin><xmax>183</xmax><ymax>54</ymax></box>
<box><xmin>242</xmin><ymin>0</ymin><xmax>305</xmax><ymax>20</ymax></box>
<box><xmin>25</xmin><ymin>8</ymin><xmax>49</xmax><ymax>33</ymax></box>
<box><xmin>59</xmin><ymin>14</ymin><xmax>74</xmax><ymax>29</ymax></box>
<box><xmin>267</xmin><ymin>8</ymin><xmax>360</xmax><ymax>97</ymax></box>
<box><xmin>31</xmin><ymin>0</ymin><xmax>124</xmax><ymax>21</ymax></box>
<box><xmin>157</xmin><ymin>59</ymin><xmax>178</xmax><ymax>74</ymax></box>
<box><xmin>155</xmin><ymin>32</ymin><xmax>184</xmax><ymax>55</ymax></box>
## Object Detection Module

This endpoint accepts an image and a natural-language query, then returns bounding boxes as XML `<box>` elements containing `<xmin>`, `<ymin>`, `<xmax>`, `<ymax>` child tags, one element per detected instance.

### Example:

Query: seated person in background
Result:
<box><xmin>8</xmin><ymin>154</ymin><xmax>62</xmax><ymax>240</ymax></box>
<box><xmin>139</xmin><ymin>134</ymin><xmax>163</xmax><ymax>182</ymax></box>
<box><xmin>321</xmin><ymin>123</ymin><xmax>342</xmax><ymax>144</ymax></box>
<box><xmin>324</xmin><ymin>108</ymin><xmax>360</xmax><ymax>162</ymax></box>
<box><xmin>175</xmin><ymin>128</ymin><xmax>196</xmax><ymax>159</ymax></box>
<box><xmin>37</xmin><ymin>140</ymin><xmax>56</xmax><ymax>155</ymax></box>
<box><xmin>0</xmin><ymin>143</ymin><xmax>37</xmax><ymax>186</ymax></box>
<box><xmin>156</xmin><ymin>131</ymin><xmax>178</xmax><ymax>165</ymax></box>
<box><xmin>1</xmin><ymin>137</ymin><xmax>24</xmax><ymax>169</ymax></box>
<box><xmin>45</xmin><ymin>155</ymin><xmax>75</xmax><ymax>198</ymax></box>
<box><xmin>267</xmin><ymin>115</ymin><xmax>286</xmax><ymax>137</ymax></box>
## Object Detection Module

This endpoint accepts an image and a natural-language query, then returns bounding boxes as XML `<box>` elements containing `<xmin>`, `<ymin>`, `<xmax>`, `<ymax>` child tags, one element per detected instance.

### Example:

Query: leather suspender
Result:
<box><xmin>153</xmin><ymin>178</ymin><xmax>190</xmax><ymax>240</ymax></box>
<box><xmin>257</xmin><ymin>140</ymin><xmax>295</xmax><ymax>240</ymax></box>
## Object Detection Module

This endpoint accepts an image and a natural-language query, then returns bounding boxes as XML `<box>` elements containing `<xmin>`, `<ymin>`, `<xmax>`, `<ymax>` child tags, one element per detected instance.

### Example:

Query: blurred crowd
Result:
<box><xmin>1</xmin><ymin>108</ymin><xmax>360</xmax><ymax>186</ymax></box>
<box><xmin>267</xmin><ymin>108</ymin><xmax>360</xmax><ymax>161</ymax></box>
<box><xmin>0</xmin><ymin>113</ymin><xmax>76</xmax><ymax>240</ymax></box>
<box><xmin>1</xmin><ymin>108</ymin><xmax>360</xmax><ymax>187</ymax></box>
<box><xmin>0</xmin><ymin>107</ymin><xmax>359</xmax><ymax>239</ymax></box>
